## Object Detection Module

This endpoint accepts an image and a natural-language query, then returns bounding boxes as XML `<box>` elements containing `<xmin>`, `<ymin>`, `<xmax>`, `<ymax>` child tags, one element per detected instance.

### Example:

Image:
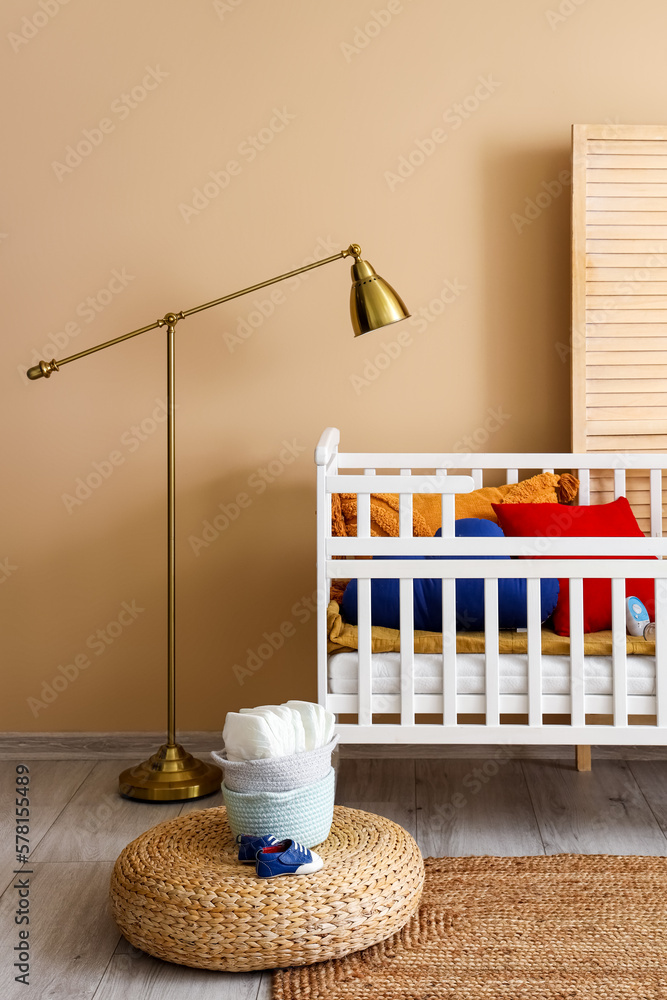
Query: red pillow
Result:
<box><xmin>491</xmin><ymin>498</ymin><xmax>655</xmax><ymax>636</ymax></box>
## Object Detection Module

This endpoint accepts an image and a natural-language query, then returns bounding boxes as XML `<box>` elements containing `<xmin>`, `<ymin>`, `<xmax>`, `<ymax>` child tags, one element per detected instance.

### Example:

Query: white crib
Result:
<box><xmin>316</xmin><ymin>427</ymin><xmax>667</xmax><ymax>750</ymax></box>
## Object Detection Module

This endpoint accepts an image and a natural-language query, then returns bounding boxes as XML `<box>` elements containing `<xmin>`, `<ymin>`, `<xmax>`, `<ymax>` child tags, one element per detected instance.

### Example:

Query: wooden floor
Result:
<box><xmin>3</xmin><ymin>753</ymin><xmax>667</xmax><ymax>999</ymax></box>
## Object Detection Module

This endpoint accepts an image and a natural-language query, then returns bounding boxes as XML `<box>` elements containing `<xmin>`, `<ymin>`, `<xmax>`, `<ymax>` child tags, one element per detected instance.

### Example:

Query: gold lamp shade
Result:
<box><xmin>349</xmin><ymin>257</ymin><xmax>410</xmax><ymax>337</ymax></box>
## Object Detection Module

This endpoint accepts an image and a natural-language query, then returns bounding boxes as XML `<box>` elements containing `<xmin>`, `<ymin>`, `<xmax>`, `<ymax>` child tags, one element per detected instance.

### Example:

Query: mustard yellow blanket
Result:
<box><xmin>327</xmin><ymin>601</ymin><xmax>655</xmax><ymax>657</ymax></box>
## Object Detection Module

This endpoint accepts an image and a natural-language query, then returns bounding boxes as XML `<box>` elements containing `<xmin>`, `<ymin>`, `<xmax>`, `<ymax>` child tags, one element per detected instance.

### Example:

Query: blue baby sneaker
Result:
<box><xmin>236</xmin><ymin>834</ymin><xmax>279</xmax><ymax>864</ymax></box>
<box><xmin>255</xmin><ymin>839</ymin><xmax>324</xmax><ymax>879</ymax></box>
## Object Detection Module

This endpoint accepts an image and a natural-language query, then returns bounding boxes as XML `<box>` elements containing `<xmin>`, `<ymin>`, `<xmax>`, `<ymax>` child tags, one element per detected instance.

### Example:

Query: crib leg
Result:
<box><xmin>575</xmin><ymin>745</ymin><xmax>591</xmax><ymax>772</ymax></box>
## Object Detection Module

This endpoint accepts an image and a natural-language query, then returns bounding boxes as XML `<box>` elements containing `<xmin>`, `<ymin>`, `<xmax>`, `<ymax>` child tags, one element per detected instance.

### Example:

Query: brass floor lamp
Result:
<box><xmin>26</xmin><ymin>243</ymin><xmax>409</xmax><ymax>801</ymax></box>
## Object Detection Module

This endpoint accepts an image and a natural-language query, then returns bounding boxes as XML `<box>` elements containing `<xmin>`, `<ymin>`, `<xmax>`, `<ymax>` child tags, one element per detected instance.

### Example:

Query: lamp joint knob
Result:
<box><xmin>162</xmin><ymin>311</ymin><xmax>185</xmax><ymax>327</ymax></box>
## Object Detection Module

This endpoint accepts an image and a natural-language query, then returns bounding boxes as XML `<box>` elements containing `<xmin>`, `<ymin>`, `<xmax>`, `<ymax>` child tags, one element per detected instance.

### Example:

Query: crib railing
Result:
<box><xmin>316</xmin><ymin>427</ymin><xmax>667</xmax><ymax>744</ymax></box>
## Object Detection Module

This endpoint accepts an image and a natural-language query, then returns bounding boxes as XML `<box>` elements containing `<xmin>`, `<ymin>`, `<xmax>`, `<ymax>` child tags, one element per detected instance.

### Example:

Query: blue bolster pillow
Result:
<box><xmin>340</xmin><ymin>517</ymin><xmax>559</xmax><ymax>632</ymax></box>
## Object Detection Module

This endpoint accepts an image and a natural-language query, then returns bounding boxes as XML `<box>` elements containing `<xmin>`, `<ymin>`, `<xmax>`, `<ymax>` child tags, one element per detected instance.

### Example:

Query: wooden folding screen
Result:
<box><xmin>571</xmin><ymin>123</ymin><xmax>667</xmax><ymax>534</ymax></box>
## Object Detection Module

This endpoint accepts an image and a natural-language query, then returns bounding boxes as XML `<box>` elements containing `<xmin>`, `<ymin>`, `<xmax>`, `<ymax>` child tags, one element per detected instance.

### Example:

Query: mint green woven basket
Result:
<box><xmin>221</xmin><ymin>767</ymin><xmax>335</xmax><ymax>848</ymax></box>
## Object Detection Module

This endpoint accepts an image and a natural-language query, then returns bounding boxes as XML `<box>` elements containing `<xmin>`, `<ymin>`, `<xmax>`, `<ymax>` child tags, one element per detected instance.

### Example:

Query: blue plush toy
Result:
<box><xmin>340</xmin><ymin>518</ymin><xmax>559</xmax><ymax>632</ymax></box>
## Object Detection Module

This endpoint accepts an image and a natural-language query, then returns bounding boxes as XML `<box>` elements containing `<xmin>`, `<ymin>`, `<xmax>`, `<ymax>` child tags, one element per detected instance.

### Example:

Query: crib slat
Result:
<box><xmin>650</xmin><ymin>469</ymin><xmax>663</xmax><ymax>537</ymax></box>
<box><xmin>614</xmin><ymin>468</ymin><xmax>626</xmax><ymax>499</ymax></box>
<box><xmin>612</xmin><ymin>577</ymin><xmax>628</xmax><ymax>727</ymax></box>
<box><xmin>656</xmin><ymin>579</ymin><xmax>667</xmax><ymax>728</ymax></box>
<box><xmin>436</xmin><ymin>467</ymin><xmax>457</xmax><ymax>726</ymax></box>
<box><xmin>578</xmin><ymin>468</ymin><xmax>590</xmax><ymax>505</ymax></box>
<box><xmin>328</xmin><ymin>475</ymin><xmax>472</xmax><ymax>494</ymax></box>
<box><xmin>442</xmin><ymin>577</ymin><xmax>457</xmax><ymax>726</ymax></box>
<box><xmin>357</xmin><ymin>471</ymin><xmax>374</xmax><ymax>538</ymax></box>
<box><xmin>542</xmin><ymin>468</ymin><xmax>554</xmax><ymax>475</ymax></box>
<box><xmin>399</xmin><ymin>578</ymin><xmax>415</xmax><ymax>726</ymax></box>
<box><xmin>472</xmin><ymin>469</ymin><xmax>483</xmax><ymax>489</ymax></box>
<box><xmin>326</xmin><ymin>557</ymin><xmax>667</xmax><ymax>578</ymax></box>
<box><xmin>441</xmin><ymin>495</ymin><xmax>455</xmax><ymax>538</ymax></box>
<box><xmin>357</xmin><ymin>577</ymin><xmax>372</xmax><ymax>727</ymax></box>
<box><xmin>484</xmin><ymin>579</ymin><xmax>500</xmax><ymax>726</ymax></box>
<box><xmin>506</xmin><ymin>468</ymin><xmax>519</xmax><ymax>484</ymax></box>
<box><xmin>569</xmin><ymin>578</ymin><xmax>586</xmax><ymax>728</ymax></box>
<box><xmin>399</xmin><ymin>469</ymin><xmax>413</xmax><ymax>538</ymax></box>
<box><xmin>317</xmin><ymin>466</ymin><xmax>330</xmax><ymax>709</ymax></box>
<box><xmin>434</xmin><ymin>466</ymin><xmax>449</xmax><ymax>536</ymax></box>
<box><xmin>527</xmin><ymin>577</ymin><xmax>542</xmax><ymax>726</ymax></box>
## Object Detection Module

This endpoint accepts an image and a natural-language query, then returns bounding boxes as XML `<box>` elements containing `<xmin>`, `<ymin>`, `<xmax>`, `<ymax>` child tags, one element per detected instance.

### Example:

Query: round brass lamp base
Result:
<box><xmin>119</xmin><ymin>743</ymin><xmax>222</xmax><ymax>801</ymax></box>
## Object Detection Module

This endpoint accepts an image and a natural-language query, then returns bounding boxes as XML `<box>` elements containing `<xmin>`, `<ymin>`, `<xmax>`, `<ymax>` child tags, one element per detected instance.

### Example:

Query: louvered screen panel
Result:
<box><xmin>587</xmin><ymin>471</ymin><xmax>662</xmax><ymax>535</ymax></box>
<box><xmin>571</xmin><ymin>124</ymin><xmax>667</xmax><ymax>532</ymax></box>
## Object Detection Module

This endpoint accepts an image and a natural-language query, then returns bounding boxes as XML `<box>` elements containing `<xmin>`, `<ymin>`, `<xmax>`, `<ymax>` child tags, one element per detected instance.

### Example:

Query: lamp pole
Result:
<box><xmin>26</xmin><ymin>243</ymin><xmax>409</xmax><ymax>800</ymax></box>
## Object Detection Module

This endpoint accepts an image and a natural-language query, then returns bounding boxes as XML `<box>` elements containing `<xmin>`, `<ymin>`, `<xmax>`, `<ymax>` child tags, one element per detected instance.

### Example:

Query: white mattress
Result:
<box><xmin>328</xmin><ymin>652</ymin><xmax>656</xmax><ymax>697</ymax></box>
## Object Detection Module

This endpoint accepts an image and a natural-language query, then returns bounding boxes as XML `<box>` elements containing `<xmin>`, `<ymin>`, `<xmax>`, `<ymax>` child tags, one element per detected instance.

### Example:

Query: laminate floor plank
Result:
<box><xmin>522</xmin><ymin>758</ymin><xmax>667</xmax><ymax>855</ymax></box>
<box><xmin>31</xmin><ymin>760</ymin><xmax>183</xmax><ymax>863</ymax></box>
<box><xmin>415</xmin><ymin>756</ymin><xmax>545</xmax><ymax>858</ymax></box>
<box><xmin>92</xmin><ymin>937</ymin><xmax>265</xmax><ymax>1000</ymax></box>
<box><xmin>0</xmin><ymin>759</ymin><xmax>94</xmax><ymax>891</ymax></box>
<box><xmin>0</xmin><ymin>861</ymin><xmax>119</xmax><ymax>1000</ymax></box>
<box><xmin>335</xmin><ymin>758</ymin><xmax>416</xmax><ymax>838</ymax></box>
<box><xmin>626</xmin><ymin>759</ymin><xmax>667</xmax><ymax>837</ymax></box>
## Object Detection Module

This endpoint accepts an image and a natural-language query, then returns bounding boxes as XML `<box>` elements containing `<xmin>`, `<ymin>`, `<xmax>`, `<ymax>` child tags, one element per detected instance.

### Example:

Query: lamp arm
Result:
<box><xmin>25</xmin><ymin>244</ymin><xmax>362</xmax><ymax>380</ymax></box>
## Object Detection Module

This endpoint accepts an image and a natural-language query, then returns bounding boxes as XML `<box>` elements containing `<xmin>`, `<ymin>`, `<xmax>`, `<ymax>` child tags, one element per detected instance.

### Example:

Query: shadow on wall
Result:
<box><xmin>482</xmin><ymin>144</ymin><xmax>572</xmax><ymax>451</ymax></box>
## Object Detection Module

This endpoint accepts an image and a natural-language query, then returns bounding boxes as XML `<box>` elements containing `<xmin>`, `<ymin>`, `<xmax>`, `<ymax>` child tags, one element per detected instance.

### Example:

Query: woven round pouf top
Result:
<box><xmin>109</xmin><ymin>804</ymin><xmax>424</xmax><ymax>973</ymax></box>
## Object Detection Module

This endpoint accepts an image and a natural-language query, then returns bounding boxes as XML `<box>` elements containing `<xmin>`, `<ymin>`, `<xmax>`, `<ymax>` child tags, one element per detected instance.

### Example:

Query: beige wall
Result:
<box><xmin>3</xmin><ymin>0</ymin><xmax>665</xmax><ymax>732</ymax></box>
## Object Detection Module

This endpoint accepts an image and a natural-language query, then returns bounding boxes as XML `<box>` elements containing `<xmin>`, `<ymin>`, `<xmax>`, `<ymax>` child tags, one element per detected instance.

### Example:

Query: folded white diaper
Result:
<box><xmin>222</xmin><ymin>700</ymin><xmax>336</xmax><ymax>761</ymax></box>
<box><xmin>239</xmin><ymin>705</ymin><xmax>306</xmax><ymax>755</ymax></box>
<box><xmin>222</xmin><ymin>712</ymin><xmax>281</xmax><ymax>761</ymax></box>
<box><xmin>285</xmin><ymin>701</ymin><xmax>336</xmax><ymax>751</ymax></box>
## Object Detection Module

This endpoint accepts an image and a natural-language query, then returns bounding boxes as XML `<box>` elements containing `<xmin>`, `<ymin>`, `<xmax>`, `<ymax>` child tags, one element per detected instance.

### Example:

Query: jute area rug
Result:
<box><xmin>273</xmin><ymin>854</ymin><xmax>667</xmax><ymax>999</ymax></box>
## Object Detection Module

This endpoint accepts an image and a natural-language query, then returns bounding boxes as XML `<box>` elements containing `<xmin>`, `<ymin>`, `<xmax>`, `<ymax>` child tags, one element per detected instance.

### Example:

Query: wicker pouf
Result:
<box><xmin>109</xmin><ymin>804</ymin><xmax>424</xmax><ymax>972</ymax></box>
